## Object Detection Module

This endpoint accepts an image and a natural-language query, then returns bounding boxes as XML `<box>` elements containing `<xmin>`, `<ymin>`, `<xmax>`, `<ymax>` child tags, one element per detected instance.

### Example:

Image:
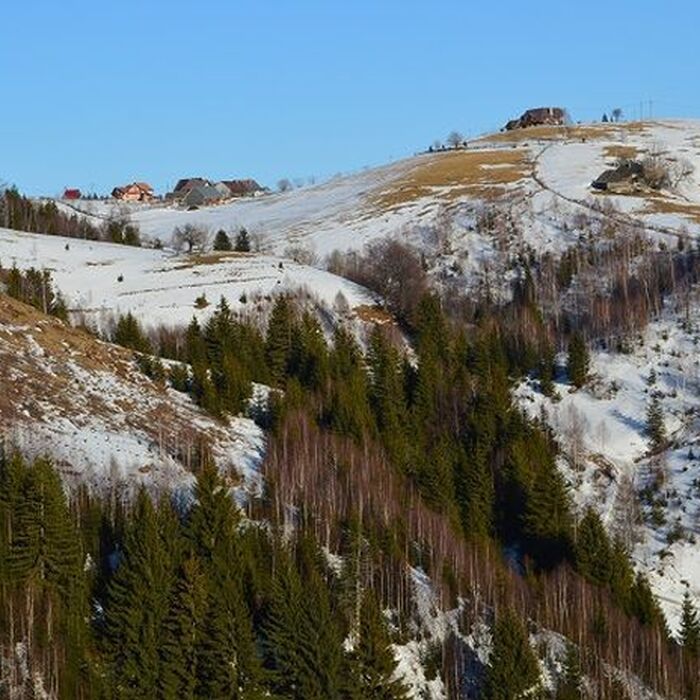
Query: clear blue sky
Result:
<box><xmin>2</xmin><ymin>0</ymin><xmax>698</xmax><ymax>196</ymax></box>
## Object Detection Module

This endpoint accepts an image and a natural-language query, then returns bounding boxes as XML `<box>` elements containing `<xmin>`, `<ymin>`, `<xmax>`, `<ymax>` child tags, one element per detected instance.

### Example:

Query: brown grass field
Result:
<box><xmin>370</xmin><ymin>148</ymin><xmax>530</xmax><ymax>212</ymax></box>
<box><xmin>479</xmin><ymin>121</ymin><xmax>650</xmax><ymax>145</ymax></box>
<box><xmin>644</xmin><ymin>196</ymin><xmax>700</xmax><ymax>225</ymax></box>
<box><xmin>603</xmin><ymin>144</ymin><xmax>641</xmax><ymax>162</ymax></box>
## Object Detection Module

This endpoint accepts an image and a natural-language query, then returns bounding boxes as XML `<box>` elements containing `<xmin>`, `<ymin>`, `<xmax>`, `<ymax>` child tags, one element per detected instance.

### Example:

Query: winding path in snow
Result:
<box><xmin>530</xmin><ymin>142</ymin><xmax>694</xmax><ymax>243</ymax></box>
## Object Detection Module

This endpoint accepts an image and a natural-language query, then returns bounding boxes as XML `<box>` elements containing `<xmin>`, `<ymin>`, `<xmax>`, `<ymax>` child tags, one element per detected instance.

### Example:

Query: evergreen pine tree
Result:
<box><xmin>413</xmin><ymin>293</ymin><xmax>451</xmax><ymax>433</ymax></box>
<box><xmin>113</xmin><ymin>311</ymin><xmax>152</xmax><ymax>354</ymax></box>
<box><xmin>185</xmin><ymin>316</ymin><xmax>208</xmax><ymax>368</ymax></box>
<box><xmin>522</xmin><ymin>451</ymin><xmax>572</xmax><ymax>566</ymax></box>
<box><xmin>213</xmin><ymin>229</ymin><xmax>233</xmax><ymax>251</ymax></box>
<box><xmin>349</xmin><ymin>589</ymin><xmax>409</xmax><ymax>699</ymax></box>
<box><xmin>266</xmin><ymin>295</ymin><xmax>294</xmax><ymax>387</ymax></box>
<box><xmin>646</xmin><ymin>394</ymin><xmax>667</xmax><ymax>450</ymax></box>
<box><xmin>186</xmin><ymin>464</ymin><xmax>267</xmax><ymax>697</ymax></box>
<box><xmin>326</xmin><ymin>326</ymin><xmax>373</xmax><ymax>439</ymax></box>
<box><xmin>539</xmin><ymin>342</ymin><xmax>556</xmax><ymax>396</ymax></box>
<box><xmin>197</xmin><ymin>570</ymin><xmax>267</xmax><ymax>699</ymax></box>
<box><xmin>235</xmin><ymin>227</ymin><xmax>251</xmax><ymax>252</ymax></box>
<box><xmin>484</xmin><ymin>607</ymin><xmax>540</xmax><ymax>699</ymax></box>
<box><xmin>556</xmin><ymin>642</ymin><xmax>584</xmax><ymax>699</ymax></box>
<box><xmin>104</xmin><ymin>490</ymin><xmax>177</xmax><ymax>698</ymax></box>
<box><xmin>204</xmin><ymin>296</ymin><xmax>257</xmax><ymax>414</ymax></box>
<box><xmin>575</xmin><ymin>508</ymin><xmax>612</xmax><ymax>586</ymax></box>
<box><xmin>456</xmin><ymin>451</ymin><xmax>494</xmax><ymax>538</ymax></box>
<box><xmin>159</xmin><ymin>555</ymin><xmax>208</xmax><ymax>700</ymax></box>
<box><xmin>265</xmin><ymin>540</ymin><xmax>346</xmax><ymax>699</ymax></box>
<box><xmin>679</xmin><ymin>590</ymin><xmax>700</xmax><ymax>656</ymax></box>
<box><xmin>628</xmin><ymin>572</ymin><xmax>664</xmax><ymax>628</ymax></box>
<box><xmin>5</xmin><ymin>456</ymin><xmax>89</xmax><ymax>696</ymax></box>
<box><xmin>567</xmin><ymin>332</ymin><xmax>589</xmax><ymax>389</ymax></box>
<box><xmin>608</xmin><ymin>537</ymin><xmax>635</xmax><ymax>611</ymax></box>
<box><xmin>291</xmin><ymin>311</ymin><xmax>329</xmax><ymax>390</ymax></box>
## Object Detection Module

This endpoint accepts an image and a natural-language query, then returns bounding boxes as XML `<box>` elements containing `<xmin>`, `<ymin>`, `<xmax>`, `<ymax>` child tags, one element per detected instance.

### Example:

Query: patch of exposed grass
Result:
<box><xmin>603</xmin><ymin>144</ymin><xmax>641</xmax><ymax>161</ymax></box>
<box><xmin>369</xmin><ymin>148</ymin><xmax>530</xmax><ymax>212</ymax></box>
<box><xmin>168</xmin><ymin>251</ymin><xmax>253</xmax><ymax>270</ymax></box>
<box><xmin>353</xmin><ymin>304</ymin><xmax>395</xmax><ymax>325</ymax></box>
<box><xmin>479</xmin><ymin>121</ymin><xmax>650</xmax><ymax>145</ymax></box>
<box><xmin>644</xmin><ymin>196</ymin><xmax>700</xmax><ymax>225</ymax></box>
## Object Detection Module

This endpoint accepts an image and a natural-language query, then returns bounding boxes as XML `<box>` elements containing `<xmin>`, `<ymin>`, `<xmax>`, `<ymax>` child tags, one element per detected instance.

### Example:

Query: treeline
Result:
<box><xmin>0</xmin><ymin>452</ymin><xmax>411</xmax><ymax>699</ymax></box>
<box><xmin>511</xmin><ymin>229</ymin><xmax>700</xmax><ymax>348</ymax></box>
<box><xmin>0</xmin><ymin>264</ymin><xmax>68</xmax><ymax>319</ymax></box>
<box><xmin>109</xmin><ymin>293</ymin><xmax>700</xmax><ymax>697</ymax></box>
<box><xmin>329</xmin><ymin>226</ymin><xmax>700</xmax><ymax>366</ymax></box>
<box><xmin>0</xmin><ymin>188</ymin><xmax>141</xmax><ymax>245</ymax></box>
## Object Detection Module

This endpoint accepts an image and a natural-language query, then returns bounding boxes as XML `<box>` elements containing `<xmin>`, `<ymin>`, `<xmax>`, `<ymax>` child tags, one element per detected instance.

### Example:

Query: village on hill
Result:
<box><xmin>62</xmin><ymin>175</ymin><xmax>266</xmax><ymax>208</ymax></box>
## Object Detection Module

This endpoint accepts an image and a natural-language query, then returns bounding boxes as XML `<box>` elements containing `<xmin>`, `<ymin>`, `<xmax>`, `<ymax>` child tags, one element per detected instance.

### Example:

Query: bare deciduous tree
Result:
<box><xmin>611</xmin><ymin>471</ymin><xmax>643</xmax><ymax>550</ymax></box>
<box><xmin>561</xmin><ymin>404</ymin><xmax>589</xmax><ymax>472</ymax></box>
<box><xmin>327</xmin><ymin>237</ymin><xmax>427</xmax><ymax>328</ymax></box>
<box><xmin>669</xmin><ymin>158</ymin><xmax>695</xmax><ymax>189</ymax></box>
<box><xmin>250</xmin><ymin>230</ymin><xmax>270</xmax><ymax>253</ymax></box>
<box><xmin>172</xmin><ymin>224</ymin><xmax>208</xmax><ymax>253</ymax></box>
<box><xmin>284</xmin><ymin>243</ymin><xmax>318</xmax><ymax>266</ymax></box>
<box><xmin>446</xmin><ymin>130</ymin><xmax>464</xmax><ymax>149</ymax></box>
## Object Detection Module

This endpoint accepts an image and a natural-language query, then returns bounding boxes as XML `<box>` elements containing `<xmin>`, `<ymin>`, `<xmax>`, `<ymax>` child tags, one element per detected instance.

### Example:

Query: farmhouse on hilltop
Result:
<box><xmin>181</xmin><ymin>184</ymin><xmax>223</xmax><ymax>208</ymax></box>
<box><xmin>63</xmin><ymin>188</ymin><xmax>81</xmax><ymax>200</ymax></box>
<box><xmin>167</xmin><ymin>176</ymin><xmax>266</xmax><ymax>204</ymax></box>
<box><xmin>171</xmin><ymin>177</ymin><xmax>210</xmax><ymax>198</ymax></box>
<box><xmin>591</xmin><ymin>160</ymin><xmax>646</xmax><ymax>194</ymax></box>
<box><xmin>220</xmin><ymin>179</ymin><xmax>265</xmax><ymax>197</ymax></box>
<box><xmin>112</xmin><ymin>182</ymin><xmax>154</xmax><ymax>202</ymax></box>
<box><xmin>504</xmin><ymin>107</ymin><xmax>568</xmax><ymax>131</ymax></box>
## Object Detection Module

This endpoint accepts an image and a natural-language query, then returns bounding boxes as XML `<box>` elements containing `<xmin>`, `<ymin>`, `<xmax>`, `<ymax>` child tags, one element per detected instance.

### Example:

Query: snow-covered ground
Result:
<box><xmin>0</xmin><ymin>297</ymin><xmax>265</xmax><ymax>495</ymax></box>
<box><xmin>516</xmin><ymin>305</ymin><xmax>700</xmax><ymax>634</ymax></box>
<box><xmin>49</xmin><ymin>121</ymin><xmax>700</xmax><ymax>263</ymax></box>
<box><xmin>0</xmin><ymin>227</ymin><xmax>374</xmax><ymax>329</ymax></box>
<box><xmin>59</xmin><ymin>157</ymin><xmax>441</xmax><ymax>258</ymax></box>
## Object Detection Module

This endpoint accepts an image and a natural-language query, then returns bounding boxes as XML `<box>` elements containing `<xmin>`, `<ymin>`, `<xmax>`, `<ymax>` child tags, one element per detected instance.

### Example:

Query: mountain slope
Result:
<box><xmin>0</xmin><ymin>294</ymin><xmax>264</xmax><ymax>492</ymax></box>
<box><xmin>62</xmin><ymin>119</ymin><xmax>700</xmax><ymax>257</ymax></box>
<box><xmin>0</xmin><ymin>227</ymin><xmax>374</xmax><ymax>328</ymax></box>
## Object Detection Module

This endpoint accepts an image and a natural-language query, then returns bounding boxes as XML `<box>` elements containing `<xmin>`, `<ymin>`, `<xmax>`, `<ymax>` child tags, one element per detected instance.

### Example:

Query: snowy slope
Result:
<box><xmin>0</xmin><ymin>227</ymin><xmax>374</xmax><ymax>329</ymax></box>
<box><xmin>516</xmin><ymin>305</ymin><xmax>700</xmax><ymax>634</ymax></box>
<box><xmin>57</xmin><ymin>120</ymin><xmax>700</xmax><ymax>260</ymax></box>
<box><xmin>0</xmin><ymin>295</ymin><xmax>264</xmax><ymax>494</ymax></box>
<box><xmin>64</xmin><ymin>159</ymin><xmax>439</xmax><ymax>257</ymax></box>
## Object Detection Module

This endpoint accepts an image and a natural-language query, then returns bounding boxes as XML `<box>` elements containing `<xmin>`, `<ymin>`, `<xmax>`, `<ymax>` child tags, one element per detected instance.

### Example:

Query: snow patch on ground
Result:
<box><xmin>515</xmin><ymin>306</ymin><xmax>700</xmax><ymax>633</ymax></box>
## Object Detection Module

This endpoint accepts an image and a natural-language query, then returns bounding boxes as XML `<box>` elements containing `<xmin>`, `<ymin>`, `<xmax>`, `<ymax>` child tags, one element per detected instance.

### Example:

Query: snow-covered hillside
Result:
<box><xmin>61</xmin><ymin>120</ymin><xmax>700</xmax><ymax>258</ymax></box>
<box><xmin>0</xmin><ymin>227</ymin><xmax>374</xmax><ymax>329</ymax></box>
<box><xmin>516</xmin><ymin>302</ymin><xmax>700</xmax><ymax>634</ymax></box>
<box><xmin>0</xmin><ymin>295</ymin><xmax>264</xmax><ymax>494</ymax></box>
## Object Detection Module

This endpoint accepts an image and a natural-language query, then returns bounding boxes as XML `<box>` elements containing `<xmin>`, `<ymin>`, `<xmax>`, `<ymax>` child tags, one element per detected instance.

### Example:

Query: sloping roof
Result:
<box><xmin>182</xmin><ymin>184</ymin><xmax>222</xmax><ymax>206</ymax></box>
<box><xmin>213</xmin><ymin>182</ymin><xmax>232</xmax><ymax>197</ymax></box>
<box><xmin>591</xmin><ymin>160</ymin><xmax>645</xmax><ymax>190</ymax></box>
<box><xmin>221</xmin><ymin>179</ymin><xmax>264</xmax><ymax>196</ymax></box>
<box><xmin>174</xmin><ymin>177</ymin><xmax>209</xmax><ymax>193</ymax></box>
<box><xmin>111</xmin><ymin>182</ymin><xmax>155</xmax><ymax>199</ymax></box>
